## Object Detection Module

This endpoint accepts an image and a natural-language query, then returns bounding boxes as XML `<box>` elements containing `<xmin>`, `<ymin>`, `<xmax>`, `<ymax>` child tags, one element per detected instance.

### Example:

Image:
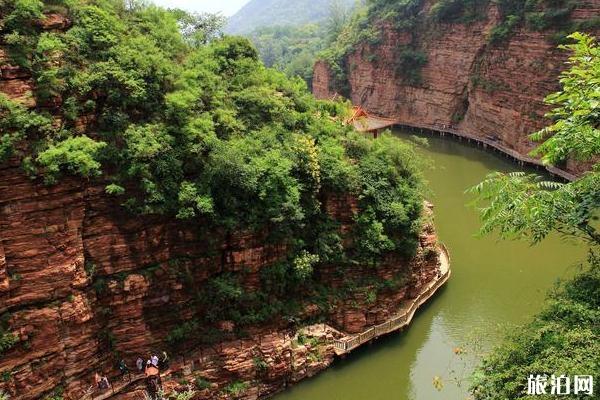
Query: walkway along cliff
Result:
<box><xmin>0</xmin><ymin>12</ymin><xmax>451</xmax><ymax>399</ymax></box>
<box><xmin>0</xmin><ymin>154</ymin><xmax>449</xmax><ymax>399</ymax></box>
<box><xmin>313</xmin><ymin>0</ymin><xmax>600</xmax><ymax>176</ymax></box>
<box><xmin>0</xmin><ymin>6</ymin><xmax>460</xmax><ymax>400</ymax></box>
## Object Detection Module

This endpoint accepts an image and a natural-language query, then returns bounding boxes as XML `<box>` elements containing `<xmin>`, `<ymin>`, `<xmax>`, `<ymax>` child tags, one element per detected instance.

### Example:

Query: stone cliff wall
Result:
<box><xmin>0</xmin><ymin>12</ymin><xmax>441</xmax><ymax>399</ymax></box>
<box><xmin>0</xmin><ymin>159</ymin><xmax>440</xmax><ymax>399</ymax></box>
<box><xmin>313</xmin><ymin>0</ymin><xmax>600</xmax><ymax>173</ymax></box>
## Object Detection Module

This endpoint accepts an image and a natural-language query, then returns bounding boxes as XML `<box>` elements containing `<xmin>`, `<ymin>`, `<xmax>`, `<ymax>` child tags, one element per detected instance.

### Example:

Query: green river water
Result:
<box><xmin>274</xmin><ymin>129</ymin><xmax>586</xmax><ymax>400</ymax></box>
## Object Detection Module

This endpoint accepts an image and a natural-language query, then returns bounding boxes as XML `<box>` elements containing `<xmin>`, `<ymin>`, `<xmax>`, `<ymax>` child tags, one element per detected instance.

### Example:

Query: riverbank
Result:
<box><xmin>391</xmin><ymin>123</ymin><xmax>576</xmax><ymax>182</ymax></box>
<box><xmin>354</xmin><ymin>115</ymin><xmax>575</xmax><ymax>182</ymax></box>
<box><xmin>272</xmin><ymin>130</ymin><xmax>585</xmax><ymax>400</ymax></box>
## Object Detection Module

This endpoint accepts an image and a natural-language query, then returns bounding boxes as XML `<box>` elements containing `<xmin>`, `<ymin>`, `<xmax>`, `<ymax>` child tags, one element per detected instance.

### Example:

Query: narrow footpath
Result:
<box><xmin>84</xmin><ymin>246</ymin><xmax>451</xmax><ymax>399</ymax></box>
<box><xmin>332</xmin><ymin>244</ymin><xmax>451</xmax><ymax>355</ymax></box>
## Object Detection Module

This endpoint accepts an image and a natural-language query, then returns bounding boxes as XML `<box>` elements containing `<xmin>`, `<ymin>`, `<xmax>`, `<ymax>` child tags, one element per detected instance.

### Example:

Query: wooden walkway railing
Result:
<box><xmin>78</xmin><ymin>245</ymin><xmax>451</xmax><ymax>398</ymax></box>
<box><xmin>344</xmin><ymin>108</ymin><xmax>576</xmax><ymax>182</ymax></box>
<box><xmin>392</xmin><ymin>122</ymin><xmax>576</xmax><ymax>182</ymax></box>
<box><xmin>333</xmin><ymin>244</ymin><xmax>451</xmax><ymax>354</ymax></box>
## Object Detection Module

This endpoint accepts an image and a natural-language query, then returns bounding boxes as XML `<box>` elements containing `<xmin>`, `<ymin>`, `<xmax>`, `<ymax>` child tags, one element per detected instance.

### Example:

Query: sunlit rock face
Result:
<box><xmin>313</xmin><ymin>0</ymin><xmax>600</xmax><ymax>174</ymax></box>
<box><xmin>0</xmin><ymin>10</ymin><xmax>444</xmax><ymax>399</ymax></box>
<box><xmin>0</xmin><ymin>160</ymin><xmax>440</xmax><ymax>398</ymax></box>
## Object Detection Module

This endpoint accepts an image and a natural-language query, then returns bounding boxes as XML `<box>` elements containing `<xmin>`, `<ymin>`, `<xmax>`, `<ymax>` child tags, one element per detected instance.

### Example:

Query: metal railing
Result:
<box><xmin>333</xmin><ymin>245</ymin><xmax>451</xmax><ymax>353</ymax></box>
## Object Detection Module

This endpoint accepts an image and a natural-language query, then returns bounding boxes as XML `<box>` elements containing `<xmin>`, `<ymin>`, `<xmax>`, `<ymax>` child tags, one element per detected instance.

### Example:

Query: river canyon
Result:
<box><xmin>273</xmin><ymin>129</ymin><xmax>585</xmax><ymax>400</ymax></box>
<box><xmin>0</xmin><ymin>0</ymin><xmax>597</xmax><ymax>399</ymax></box>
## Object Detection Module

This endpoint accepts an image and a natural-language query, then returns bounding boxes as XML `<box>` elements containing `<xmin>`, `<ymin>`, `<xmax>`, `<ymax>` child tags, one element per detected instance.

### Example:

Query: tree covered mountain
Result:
<box><xmin>226</xmin><ymin>0</ymin><xmax>356</xmax><ymax>34</ymax></box>
<box><xmin>0</xmin><ymin>0</ymin><xmax>425</xmax><ymax>276</ymax></box>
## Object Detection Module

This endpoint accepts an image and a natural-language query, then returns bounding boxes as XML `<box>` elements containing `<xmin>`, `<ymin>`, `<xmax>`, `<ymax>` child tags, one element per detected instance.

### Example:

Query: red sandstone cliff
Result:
<box><xmin>313</xmin><ymin>0</ymin><xmax>600</xmax><ymax>174</ymax></box>
<box><xmin>0</xmin><ymin>14</ymin><xmax>441</xmax><ymax>399</ymax></box>
<box><xmin>0</xmin><ymin>158</ymin><xmax>440</xmax><ymax>399</ymax></box>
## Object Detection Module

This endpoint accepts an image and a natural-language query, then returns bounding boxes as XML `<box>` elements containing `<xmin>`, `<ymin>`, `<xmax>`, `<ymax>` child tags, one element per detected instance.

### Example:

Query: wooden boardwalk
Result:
<box><xmin>333</xmin><ymin>244</ymin><xmax>451</xmax><ymax>355</ymax></box>
<box><xmin>396</xmin><ymin>123</ymin><xmax>576</xmax><ymax>181</ymax></box>
<box><xmin>82</xmin><ymin>370</ymin><xmax>170</xmax><ymax>400</ymax></box>
<box><xmin>78</xmin><ymin>374</ymin><xmax>145</xmax><ymax>400</ymax></box>
<box><xmin>345</xmin><ymin>110</ymin><xmax>575</xmax><ymax>182</ymax></box>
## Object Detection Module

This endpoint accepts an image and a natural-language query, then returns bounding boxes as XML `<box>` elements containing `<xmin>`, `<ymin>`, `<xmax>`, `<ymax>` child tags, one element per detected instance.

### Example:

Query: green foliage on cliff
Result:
<box><xmin>319</xmin><ymin>0</ymin><xmax>428</xmax><ymax>93</ymax></box>
<box><xmin>0</xmin><ymin>0</ymin><xmax>426</xmax><ymax>332</ymax></box>
<box><xmin>487</xmin><ymin>0</ymin><xmax>600</xmax><ymax>44</ymax></box>
<box><xmin>318</xmin><ymin>0</ymin><xmax>598</xmax><ymax>95</ymax></box>
<box><xmin>469</xmin><ymin>33</ymin><xmax>600</xmax><ymax>248</ymax></box>
<box><xmin>0</xmin><ymin>314</ymin><xmax>17</xmax><ymax>356</ymax></box>
<box><xmin>397</xmin><ymin>49</ymin><xmax>428</xmax><ymax>85</ymax></box>
<box><xmin>426</xmin><ymin>0</ymin><xmax>586</xmax><ymax>40</ymax></box>
<box><xmin>469</xmin><ymin>33</ymin><xmax>600</xmax><ymax>398</ymax></box>
<box><xmin>429</xmin><ymin>0</ymin><xmax>488</xmax><ymax>23</ymax></box>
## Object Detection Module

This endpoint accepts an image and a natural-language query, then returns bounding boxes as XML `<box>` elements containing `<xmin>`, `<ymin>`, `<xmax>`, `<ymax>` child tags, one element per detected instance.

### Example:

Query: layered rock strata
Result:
<box><xmin>0</xmin><ymin>11</ymin><xmax>442</xmax><ymax>400</ymax></box>
<box><xmin>0</xmin><ymin>160</ymin><xmax>440</xmax><ymax>399</ymax></box>
<box><xmin>313</xmin><ymin>0</ymin><xmax>600</xmax><ymax>174</ymax></box>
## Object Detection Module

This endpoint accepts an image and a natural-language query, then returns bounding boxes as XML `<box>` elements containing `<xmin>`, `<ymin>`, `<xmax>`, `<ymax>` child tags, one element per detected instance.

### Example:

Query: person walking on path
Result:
<box><xmin>159</xmin><ymin>350</ymin><xmax>169</xmax><ymax>370</ymax></box>
<box><xmin>145</xmin><ymin>360</ymin><xmax>162</xmax><ymax>399</ymax></box>
<box><xmin>136</xmin><ymin>357</ymin><xmax>144</xmax><ymax>372</ymax></box>
<box><xmin>118</xmin><ymin>359</ymin><xmax>131</xmax><ymax>381</ymax></box>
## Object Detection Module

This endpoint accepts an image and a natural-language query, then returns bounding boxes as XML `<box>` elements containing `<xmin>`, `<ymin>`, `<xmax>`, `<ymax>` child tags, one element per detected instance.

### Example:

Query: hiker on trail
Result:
<box><xmin>118</xmin><ymin>359</ymin><xmax>130</xmax><ymax>380</ymax></box>
<box><xmin>100</xmin><ymin>376</ymin><xmax>110</xmax><ymax>389</ymax></box>
<box><xmin>159</xmin><ymin>350</ymin><xmax>169</xmax><ymax>369</ymax></box>
<box><xmin>145</xmin><ymin>360</ymin><xmax>162</xmax><ymax>398</ymax></box>
<box><xmin>136</xmin><ymin>357</ymin><xmax>144</xmax><ymax>372</ymax></box>
<box><xmin>145</xmin><ymin>360</ymin><xmax>160</xmax><ymax>377</ymax></box>
<box><xmin>151</xmin><ymin>354</ymin><xmax>159</xmax><ymax>367</ymax></box>
<box><xmin>96</xmin><ymin>373</ymin><xmax>110</xmax><ymax>390</ymax></box>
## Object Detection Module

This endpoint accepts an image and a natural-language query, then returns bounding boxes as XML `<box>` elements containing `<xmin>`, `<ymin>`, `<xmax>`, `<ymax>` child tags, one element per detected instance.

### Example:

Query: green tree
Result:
<box><xmin>0</xmin><ymin>0</ymin><xmax>426</xmax><ymax>358</ymax></box>
<box><xmin>469</xmin><ymin>33</ymin><xmax>599</xmax><ymax>248</ymax></box>
<box><xmin>469</xmin><ymin>33</ymin><xmax>600</xmax><ymax>399</ymax></box>
<box><xmin>174</xmin><ymin>10</ymin><xmax>226</xmax><ymax>47</ymax></box>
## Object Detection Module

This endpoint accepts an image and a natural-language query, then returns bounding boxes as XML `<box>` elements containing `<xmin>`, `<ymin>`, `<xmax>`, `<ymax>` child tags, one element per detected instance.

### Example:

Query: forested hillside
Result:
<box><xmin>0</xmin><ymin>1</ymin><xmax>435</xmax><ymax>398</ymax></box>
<box><xmin>0</xmin><ymin>0</ymin><xmax>423</xmax><ymax>245</ymax></box>
<box><xmin>226</xmin><ymin>0</ymin><xmax>356</xmax><ymax>34</ymax></box>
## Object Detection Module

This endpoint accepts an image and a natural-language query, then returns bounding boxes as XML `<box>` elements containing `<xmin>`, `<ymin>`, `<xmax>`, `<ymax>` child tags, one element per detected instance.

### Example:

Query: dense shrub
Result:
<box><xmin>397</xmin><ymin>49</ymin><xmax>428</xmax><ymax>85</ymax></box>
<box><xmin>429</xmin><ymin>0</ymin><xmax>489</xmax><ymax>23</ymax></box>
<box><xmin>0</xmin><ymin>314</ymin><xmax>17</xmax><ymax>356</ymax></box>
<box><xmin>0</xmin><ymin>0</ymin><xmax>424</xmax><ymax>248</ymax></box>
<box><xmin>469</xmin><ymin>33</ymin><xmax>600</xmax><ymax>398</ymax></box>
<box><xmin>489</xmin><ymin>0</ymin><xmax>579</xmax><ymax>43</ymax></box>
<box><xmin>0</xmin><ymin>0</ymin><xmax>428</xmax><ymax>356</ymax></box>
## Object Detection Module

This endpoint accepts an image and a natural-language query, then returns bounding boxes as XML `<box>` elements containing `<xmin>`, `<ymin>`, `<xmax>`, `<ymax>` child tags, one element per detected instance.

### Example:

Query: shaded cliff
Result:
<box><xmin>313</xmin><ymin>0</ymin><xmax>600</xmax><ymax>174</ymax></box>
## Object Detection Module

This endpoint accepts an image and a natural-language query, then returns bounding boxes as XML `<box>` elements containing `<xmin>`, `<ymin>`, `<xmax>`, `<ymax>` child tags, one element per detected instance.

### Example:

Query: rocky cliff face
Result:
<box><xmin>313</xmin><ymin>0</ymin><xmax>600</xmax><ymax>173</ymax></box>
<box><xmin>0</xmin><ymin>14</ymin><xmax>441</xmax><ymax>398</ymax></box>
<box><xmin>0</xmin><ymin>158</ymin><xmax>440</xmax><ymax>399</ymax></box>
